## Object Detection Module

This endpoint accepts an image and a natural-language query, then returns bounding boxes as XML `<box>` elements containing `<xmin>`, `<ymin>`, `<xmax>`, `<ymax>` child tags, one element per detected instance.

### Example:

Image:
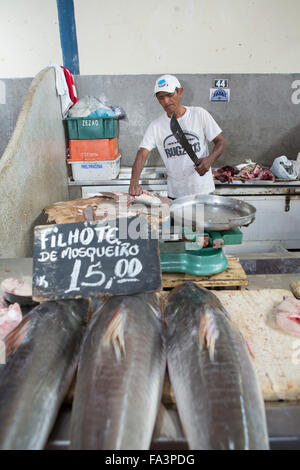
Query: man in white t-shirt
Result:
<box><xmin>129</xmin><ymin>74</ymin><xmax>225</xmax><ymax>199</ymax></box>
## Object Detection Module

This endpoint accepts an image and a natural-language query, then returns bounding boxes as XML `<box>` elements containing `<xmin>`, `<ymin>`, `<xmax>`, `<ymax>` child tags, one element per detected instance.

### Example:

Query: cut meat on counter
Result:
<box><xmin>212</xmin><ymin>166</ymin><xmax>239</xmax><ymax>183</ymax></box>
<box><xmin>238</xmin><ymin>165</ymin><xmax>276</xmax><ymax>182</ymax></box>
<box><xmin>1</xmin><ymin>278</ymin><xmax>33</xmax><ymax>306</ymax></box>
<box><xmin>213</xmin><ymin>163</ymin><xmax>276</xmax><ymax>182</ymax></box>
<box><xmin>0</xmin><ymin>303</ymin><xmax>23</xmax><ymax>341</ymax></box>
<box><xmin>0</xmin><ymin>296</ymin><xmax>8</xmax><ymax>309</ymax></box>
<box><xmin>1</xmin><ymin>278</ymin><xmax>32</xmax><ymax>297</ymax></box>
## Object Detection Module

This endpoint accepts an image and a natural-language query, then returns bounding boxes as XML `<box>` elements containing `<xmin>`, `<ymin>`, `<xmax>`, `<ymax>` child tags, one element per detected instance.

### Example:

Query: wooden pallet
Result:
<box><xmin>161</xmin><ymin>256</ymin><xmax>248</xmax><ymax>289</ymax></box>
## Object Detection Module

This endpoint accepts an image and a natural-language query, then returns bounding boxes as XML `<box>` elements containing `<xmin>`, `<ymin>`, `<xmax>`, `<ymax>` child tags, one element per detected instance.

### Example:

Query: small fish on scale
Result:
<box><xmin>44</xmin><ymin>192</ymin><xmax>171</xmax><ymax>230</ymax></box>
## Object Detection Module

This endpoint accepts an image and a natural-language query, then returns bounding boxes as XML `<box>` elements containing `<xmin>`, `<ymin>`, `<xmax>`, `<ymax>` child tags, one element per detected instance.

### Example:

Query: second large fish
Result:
<box><xmin>165</xmin><ymin>282</ymin><xmax>269</xmax><ymax>450</ymax></box>
<box><xmin>70</xmin><ymin>293</ymin><xmax>166</xmax><ymax>450</ymax></box>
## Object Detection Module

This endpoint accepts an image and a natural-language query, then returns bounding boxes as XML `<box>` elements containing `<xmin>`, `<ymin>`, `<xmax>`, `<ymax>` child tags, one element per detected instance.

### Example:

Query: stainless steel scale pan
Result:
<box><xmin>170</xmin><ymin>194</ymin><xmax>256</xmax><ymax>231</ymax></box>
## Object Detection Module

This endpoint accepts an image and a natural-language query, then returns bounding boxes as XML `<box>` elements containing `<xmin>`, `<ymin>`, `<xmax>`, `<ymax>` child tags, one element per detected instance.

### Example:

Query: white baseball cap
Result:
<box><xmin>153</xmin><ymin>74</ymin><xmax>182</xmax><ymax>95</ymax></box>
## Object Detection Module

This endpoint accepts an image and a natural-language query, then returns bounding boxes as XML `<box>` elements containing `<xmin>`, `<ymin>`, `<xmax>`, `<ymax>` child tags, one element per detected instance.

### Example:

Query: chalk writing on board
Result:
<box><xmin>32</xmin><ymin>216</ymin><xmax>161</xmax><ymax>301</ymax></box>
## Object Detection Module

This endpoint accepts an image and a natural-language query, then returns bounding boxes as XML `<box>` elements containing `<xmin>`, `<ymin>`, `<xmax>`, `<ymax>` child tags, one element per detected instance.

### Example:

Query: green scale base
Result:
<box><xmin>159</xmin><ymin>228</ymin><xmax>242</xmax><ymax>276</ymax></box>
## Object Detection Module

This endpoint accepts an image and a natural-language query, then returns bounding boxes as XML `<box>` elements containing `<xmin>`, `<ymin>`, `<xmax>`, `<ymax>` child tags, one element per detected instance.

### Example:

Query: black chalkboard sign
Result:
<box><xmin>32</xmin><ymin>216</ymin><xmax>161</xmax><ymax>301</ymax></box>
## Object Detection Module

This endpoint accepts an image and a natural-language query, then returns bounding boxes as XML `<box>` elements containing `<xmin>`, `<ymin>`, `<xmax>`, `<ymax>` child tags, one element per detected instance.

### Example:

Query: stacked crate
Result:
<box><xmin>65</xmin><ymin>116</ymin><xmax>120</xmax><ymax>181</ymax></box>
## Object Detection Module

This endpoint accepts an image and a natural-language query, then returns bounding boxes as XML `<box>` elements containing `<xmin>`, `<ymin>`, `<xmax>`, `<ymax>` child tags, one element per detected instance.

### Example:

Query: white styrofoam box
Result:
<box><xmin>68</xmin><ymin>155</ymin><xmax>121</xmax><ymax>181</ymax></box>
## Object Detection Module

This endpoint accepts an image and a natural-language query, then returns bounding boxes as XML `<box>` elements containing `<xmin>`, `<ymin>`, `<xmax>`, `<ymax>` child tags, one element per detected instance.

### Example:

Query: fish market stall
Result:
<box><xmin>1</xmin><ymin>172</ymin><xmax>300</xmax><ymax>451</ymax></box>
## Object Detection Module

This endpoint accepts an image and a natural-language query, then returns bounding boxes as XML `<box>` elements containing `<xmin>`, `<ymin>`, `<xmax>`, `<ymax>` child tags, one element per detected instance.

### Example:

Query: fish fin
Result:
<box><xmin>243</xmin><ymin>335</ymin><xmax>255</xmax><ymax>360</ymax></box>
<box><xmin>87</xmin><ymin>298</ymin><xmax>94</xmax><ymax>324</ymax></box>
<box><xmin>102</xmin><ymin>305</ymin><xmax>126</xmax><ymax>361</ymax></box>
<box><xmin>199</xmin><ymin>309</ymin><xmax>219</xmax><ymax>362</ymax></box>
<box><xmin>139</xmin><ymin>293</ymin><xmax>163</xmax><ymax>321</ymax></box>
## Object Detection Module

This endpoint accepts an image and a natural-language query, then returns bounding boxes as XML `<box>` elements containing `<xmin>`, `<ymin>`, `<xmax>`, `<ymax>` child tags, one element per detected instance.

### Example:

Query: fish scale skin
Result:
<box><xmin>165</xmin><ymin>282</ymin><xmax>269</xmax><ymax>450</ymax></box>
<box><xmin>0</xmin><ymin>299</ymin><xmax>89</xmax><ymax>450</ymax></box>
<box><xmin>70</xmin><ymin>293</ymin><xmax>166</xmax><ymax>450</ymax></box>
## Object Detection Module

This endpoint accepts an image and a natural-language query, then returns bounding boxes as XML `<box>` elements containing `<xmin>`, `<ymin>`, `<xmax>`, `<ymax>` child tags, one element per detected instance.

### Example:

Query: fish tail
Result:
<box><xmin>199</xmin><ymin>309</ymin><xmax>219</xmax><ymax>362</ymax></box>
<box><xmin>102</xmin><ymin>305</ymin><xmax>127</xmax><ymax>361</ymax></box>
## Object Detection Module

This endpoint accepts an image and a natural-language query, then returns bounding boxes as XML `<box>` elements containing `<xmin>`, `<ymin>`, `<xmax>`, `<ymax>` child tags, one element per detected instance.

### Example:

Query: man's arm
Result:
<box><xmin>129</xmin><ymin>148</ymin><xmax>149</xmax><ymax>196</ymax></box>
<box><xmin>194</xmin><ymin>133</ymin><xmax>226</xmax><ymax>177</ymax></box>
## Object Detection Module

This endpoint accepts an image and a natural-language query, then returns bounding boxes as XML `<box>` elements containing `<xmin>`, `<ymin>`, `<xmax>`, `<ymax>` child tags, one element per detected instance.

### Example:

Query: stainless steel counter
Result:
<box><xmin>68</xmin><ymin>166</ymin><xmax>300</xmax><ymax>191</ymax></box>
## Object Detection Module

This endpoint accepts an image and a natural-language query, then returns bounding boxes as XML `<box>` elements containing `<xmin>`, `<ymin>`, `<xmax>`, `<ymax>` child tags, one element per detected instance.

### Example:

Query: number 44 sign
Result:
<box><xmin>214</xmin><ymin>79</ymin><xmax>228</xmax><ymax>88</ymax></box>
<box><xmin>32</xmin><ymin>217</ymin><xmax>162</xmax><ymax>301</ymax></box>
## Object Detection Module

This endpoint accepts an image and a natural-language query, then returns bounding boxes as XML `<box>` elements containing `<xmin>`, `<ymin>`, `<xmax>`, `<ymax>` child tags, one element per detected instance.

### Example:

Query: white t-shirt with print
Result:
<box><xmin>139</xmin><ymin>106</ymin><xmax>222</xmax><ymax>198</ymax></box>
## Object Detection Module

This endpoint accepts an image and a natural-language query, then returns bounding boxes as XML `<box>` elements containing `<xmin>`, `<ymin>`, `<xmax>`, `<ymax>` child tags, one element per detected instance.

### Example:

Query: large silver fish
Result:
<box><xmin>70</xmin><ymin>293</ymin><xmax>166</xmax><ymax>450</ymax></box>
<box><xmin>165</xmin><ymin>282</ymin><xmax>269</xmax><ymax>450</ymax></box>
<box><xmin>0</xmin><ymin>299</ymin><xmax>90</xmax><ymax>450</ymax></box>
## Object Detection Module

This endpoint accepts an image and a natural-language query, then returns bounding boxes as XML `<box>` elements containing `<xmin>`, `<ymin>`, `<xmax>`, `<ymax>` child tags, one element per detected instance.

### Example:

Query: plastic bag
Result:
<box><xmin>89</xmin><ymin>107</ymin><xmax>116</xmax><ymax>118</ymax></box>
<box><xmin>107</xmin><ymin>104</ymin><xmax>127</xmax><ymax>119</ymax></box>
<box><xmin>68</xmin><ymin>96</ymin><xmax>102</xmax><ymax>117</ymax></box>
<box><xmin>270</xmin><ymin>156</ymin><xmax>298</xmax><ymax>180</ymax></box>
<box><xmin>96</xmin><ymin>92</ymin><xmax>127</xmax><ymax>119</ymax></box>
<box><xmin>68</xmin><ymin>94</ymin><xmax>127</xmax><ymax>119</ymax></box>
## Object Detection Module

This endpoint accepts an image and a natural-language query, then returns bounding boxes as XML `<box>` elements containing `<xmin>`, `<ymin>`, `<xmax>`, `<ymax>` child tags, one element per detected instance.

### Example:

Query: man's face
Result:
<box><xmin>156</xmin><ymin>88</ymin><xmax>183</xmax><ymax>116</ymax></box>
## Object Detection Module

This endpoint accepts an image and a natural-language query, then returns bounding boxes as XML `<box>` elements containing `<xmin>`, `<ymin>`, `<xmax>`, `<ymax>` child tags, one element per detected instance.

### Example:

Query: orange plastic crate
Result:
<box><xmin>68</xmin><ymin>138</ymin><xmax>119</xmax><ymax>161</ymax></box>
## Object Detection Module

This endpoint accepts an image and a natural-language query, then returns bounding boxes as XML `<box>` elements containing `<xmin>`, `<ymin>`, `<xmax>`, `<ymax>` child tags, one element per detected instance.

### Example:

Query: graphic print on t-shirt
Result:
<box><xmin>163</xmin><ymin>131</ymin><xmax>201</xmax><ymax>159</ymax></box>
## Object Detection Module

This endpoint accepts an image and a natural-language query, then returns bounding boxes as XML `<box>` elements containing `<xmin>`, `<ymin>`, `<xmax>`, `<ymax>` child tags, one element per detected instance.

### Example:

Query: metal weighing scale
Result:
<box><xmin>159</xmin><ymin>194</ymin><xmax>256</xmax><ymax>276</ymax></box>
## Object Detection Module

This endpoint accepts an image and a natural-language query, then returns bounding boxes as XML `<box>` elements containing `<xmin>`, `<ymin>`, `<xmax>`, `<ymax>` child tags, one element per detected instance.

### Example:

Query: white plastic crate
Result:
<box><xmin>68</xmin><ymin>155</ymin><xmax>121</xmax><ymax>181</ymax></box>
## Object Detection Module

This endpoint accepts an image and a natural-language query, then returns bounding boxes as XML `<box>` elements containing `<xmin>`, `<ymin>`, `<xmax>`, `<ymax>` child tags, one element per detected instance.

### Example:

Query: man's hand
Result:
<box><xmin>194</xmin><ymin>134</ymin><xmax>226</xmax><ymax>176</ymax></box>
<box><xmin>194</xmin><ymin>156</ymin><xmax>213</xmax><ymax>176</ymax></box>
<box><xmin>129</xmin><ymin>180</ymin><xmax>143</xmax><ymax>196</ymax></box>
<box><xmin>129</xmin><ymin>148</ymin><xmax>149</xmax><ymax>196</ymax></box>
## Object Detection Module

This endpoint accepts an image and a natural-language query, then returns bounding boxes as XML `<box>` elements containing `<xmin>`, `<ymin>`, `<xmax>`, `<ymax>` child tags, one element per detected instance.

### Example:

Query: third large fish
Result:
<box><xmin>165</xmin><ymin>282</ymin><xmax>269</xmax><ymax>450</ymax></box>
